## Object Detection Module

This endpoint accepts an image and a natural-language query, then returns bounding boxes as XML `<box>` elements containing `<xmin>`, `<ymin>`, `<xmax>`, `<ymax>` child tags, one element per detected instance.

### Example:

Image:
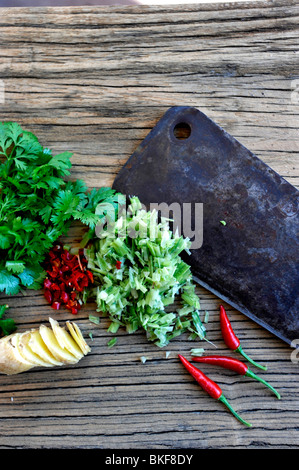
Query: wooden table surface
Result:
<box><xmin>0</xmin><ymin>0</ymin><xmax>298</xmax><ymax>450</ymax></box>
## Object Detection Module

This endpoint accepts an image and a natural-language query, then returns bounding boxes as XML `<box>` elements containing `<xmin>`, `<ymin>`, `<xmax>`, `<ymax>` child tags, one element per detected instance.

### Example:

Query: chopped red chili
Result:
<box><xmin>51</xmin><ymin>301</ymin><xmax>61</xmax><ymax>310</ymax></box>
<box><xmin>116</xmin><ymin>260</ymin><xmax>122</xmax><ymax>270</ymax></box>
<box><xmin>43</xmin><ymin>244</ymin><xmax>94</xmax><ymax>314</ymax></box>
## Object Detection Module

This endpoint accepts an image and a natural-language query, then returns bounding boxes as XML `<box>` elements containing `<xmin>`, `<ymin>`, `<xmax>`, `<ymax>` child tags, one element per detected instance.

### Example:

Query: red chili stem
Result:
<box><xmin>219</xmin><ymin>305</ymin><xmax>267</xmax><ymax>371</ymax></box>
<box><xmin>192</xmin><ymin>355</ymin><xmax>280</xmax><ymax>399</ymax></box>
<box><xmin>245</xmin><ymin>368</ymin><xmax>280</xmax><ymax>399</ymax></box>
<box><xmin>178</xmin><ymin>355</ymin><xmax>252</xmax><ymax>427</ymax></box>
<box><xmin>236</xmin><ymin>345</ymin><xmax>267</xmax><ymax>371</ymax></box>
<box><xmin>217</xmin><ymin>395</ymin><xmax>252</xmax><ymax>427</ymax></box>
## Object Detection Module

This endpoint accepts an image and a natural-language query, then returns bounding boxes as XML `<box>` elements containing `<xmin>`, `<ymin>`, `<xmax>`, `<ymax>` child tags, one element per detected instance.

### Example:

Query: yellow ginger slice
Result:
<box><xmin>39</xmin><ymin>324</ymin><xmax>78</xmax><ymax>364</ymax></box>
<box><xmin>10</xmin><ymin>333</ymin><xmax>35</xmax><ymax>368</ymax></box>
<box><xmin>49</xmin><ymin>317</ymin><xmax>83</xmax><ymax>361</ymax></box>
<box><xmin>0</xmin><ymin>334</ymin><xmax>33</xmax><ymax>375</ymax></box>
<box><xmin>29</xmin><ymin>330</ymin><xmax>63</xmax><ymax>366</ymax></box>
<box><xmin>66</xmin><ymin>320</ymin><xmax>91</xmax><ymax>356</ymax></box>
<box><xmin>18</xmin><ymin>331</ymin><xmax>54</xmax><ymax>368</ymax></box>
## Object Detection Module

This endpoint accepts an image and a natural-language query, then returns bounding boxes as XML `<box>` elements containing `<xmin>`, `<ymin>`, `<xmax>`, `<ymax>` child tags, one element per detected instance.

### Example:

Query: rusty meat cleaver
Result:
<box><xmin>112</xmin><ymin>106</ymin><xmax>299</xmax><ymax>346</ymax></box>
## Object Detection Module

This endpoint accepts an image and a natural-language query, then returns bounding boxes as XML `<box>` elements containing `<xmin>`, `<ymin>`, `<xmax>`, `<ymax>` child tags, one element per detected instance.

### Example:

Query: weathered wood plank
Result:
<box><xmin>0</xmin><ymin>0</ymin><xmax>298</xmax><ymax>449</ymax></box>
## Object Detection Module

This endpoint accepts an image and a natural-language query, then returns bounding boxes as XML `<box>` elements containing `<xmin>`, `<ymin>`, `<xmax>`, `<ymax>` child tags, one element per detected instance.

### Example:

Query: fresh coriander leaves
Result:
<box><xmin>0</xmin><ymin>304</ymin><xmax>16</xmax><ymax>336</ymax></box>
<box><xmin>0</xmin><ymin>122</ymin><xmax>121</xmax><ymax>299</ymax></box>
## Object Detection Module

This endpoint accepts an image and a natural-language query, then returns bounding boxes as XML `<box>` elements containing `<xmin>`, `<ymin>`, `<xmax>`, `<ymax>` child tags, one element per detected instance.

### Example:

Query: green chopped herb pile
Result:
<box><xmin>84</xmin><ymin>196</ymin><xmax>206</xmax><ymax>347</ymax></box>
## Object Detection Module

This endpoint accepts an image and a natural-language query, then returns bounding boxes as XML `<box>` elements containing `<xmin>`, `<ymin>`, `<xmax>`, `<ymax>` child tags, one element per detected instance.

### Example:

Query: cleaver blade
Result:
<box><xmin>113</xmin><ymin>106</ymin><xmax>299</xmax><ymax>346</ymax></box>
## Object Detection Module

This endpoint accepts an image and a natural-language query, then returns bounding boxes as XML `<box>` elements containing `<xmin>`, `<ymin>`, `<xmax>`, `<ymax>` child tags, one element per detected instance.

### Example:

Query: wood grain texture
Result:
<box><xmin>0</xmin><ymin>0</ymin><xmax>298</xmax><ymax>449</ymax></box>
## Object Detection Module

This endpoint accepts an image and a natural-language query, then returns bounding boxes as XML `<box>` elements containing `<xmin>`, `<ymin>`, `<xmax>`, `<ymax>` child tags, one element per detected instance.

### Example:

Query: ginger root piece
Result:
<box><xmin>0</xmin><ymin>318</ymin><xmax>90</xmax><ymax>375</ymax></box>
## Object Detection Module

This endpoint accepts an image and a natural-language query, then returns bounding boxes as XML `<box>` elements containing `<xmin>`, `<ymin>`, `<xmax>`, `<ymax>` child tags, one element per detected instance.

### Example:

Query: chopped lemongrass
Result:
<box><xmin>89</xmin><ymin>315</ymin><xmax>100</xmax><ymax>325</ymax></box>
<box><xmin>204</xmin><ymin>310</ymin><xmax>209</xmax><ymax>324</ymax></box>
<box><xmin>190</xmin><ymin>348</ymin><xmax>205</xmax><ymax>356</ymax></box>
<box><xmin>85</xmin><ymin>196</ymin><xmax>205</xmax><ymax>348</ymax></box>
<box><xmin>107</xmin><ymin>337</ymin><xmax>117</xmax><ymax>348</ymax></box>
<box><xmin>140</xmin><ymin>356</ymin><xmax>147</xmax><ymax>363</ymax></box>
<box><xmin>165</xmin><ymin>351</ymin><xmax>171</xmax><ymax>359</ymax></box>
<box><xmin>220</xmin><ymin>220</ymin><xmax>227</xmax><ymax>226</ymax></box>
<box><xmin>107</xmin><ymin>322</ymin><xmax>120</xmax><ymax>333</ymax></box>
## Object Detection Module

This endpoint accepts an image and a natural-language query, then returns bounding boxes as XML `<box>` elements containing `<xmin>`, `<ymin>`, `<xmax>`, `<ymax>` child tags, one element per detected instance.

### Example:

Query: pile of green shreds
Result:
<box><xmin>85</xmin><ymin>196</ymin><xmax>207</xmax><ymax>347</ymax></box>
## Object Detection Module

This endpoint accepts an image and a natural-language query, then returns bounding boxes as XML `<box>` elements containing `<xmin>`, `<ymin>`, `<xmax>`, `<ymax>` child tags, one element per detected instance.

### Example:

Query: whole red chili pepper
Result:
<box><xmin>220</xmin><ymin>305</ymin><xmax>267</xmax><ymax>371</ymax></box>
<box><xmin>192</xmin><ymin>355</ymin><xmax>280</xmax><ymax>399</ymax></box>
<box><xmin>178</xmin><ymin>354</ymin><xmax>252</xmax><ymax>427</ymax></box>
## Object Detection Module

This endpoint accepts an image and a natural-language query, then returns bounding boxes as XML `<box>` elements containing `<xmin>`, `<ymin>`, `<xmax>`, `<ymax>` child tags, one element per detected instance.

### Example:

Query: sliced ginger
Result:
<box><xmin>49</xmin><ymin>318</ymin><xmax>83</xmax><ymax>361</ymax></box>
<box><xmin>66</xmin><ymin>320</ymin><xmax>91</xmax><ymax>356</ymax></box>
<box><xmin>0</xmin><ymin>318</ymin><xmax>90</xmax><ymax>375</ymax></box>
<box><xmin>29</xmin><ymin>330</ymin><xmax>64</xmax><ymax>367</ymax></box>
<box><xmin>17</xmin><ymin>331</ymin><xmax>53</xmax><ymax>368</ymax></box>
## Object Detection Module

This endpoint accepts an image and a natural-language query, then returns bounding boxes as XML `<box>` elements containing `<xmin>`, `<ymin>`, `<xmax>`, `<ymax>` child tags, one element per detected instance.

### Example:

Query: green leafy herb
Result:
<box><xmin>0</xmin><ymin>304</ymin><xmax>16</xmax><ymax>336</ymax></box>
<box><xmin>0</xmin><ymin>121</ymin><xmax>122</xmax><ymax>298</ymax></box>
